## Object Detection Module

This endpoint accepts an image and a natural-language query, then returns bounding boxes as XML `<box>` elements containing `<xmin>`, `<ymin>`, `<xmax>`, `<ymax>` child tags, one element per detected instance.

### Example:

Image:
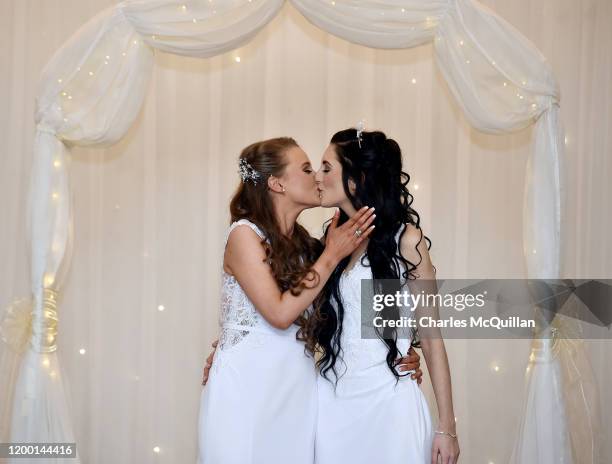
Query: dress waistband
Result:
<box><xmin>221</xmin><ymin>321</ymin><xmax>299</xmax><ymax>337</ymax></box>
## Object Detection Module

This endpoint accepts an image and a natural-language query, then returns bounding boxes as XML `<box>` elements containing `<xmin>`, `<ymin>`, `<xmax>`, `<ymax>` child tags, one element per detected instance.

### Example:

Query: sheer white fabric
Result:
<box><xmin>0</xmin><ymin>0</ymin><xmax>600</xmax><ymax>463</ymax></box>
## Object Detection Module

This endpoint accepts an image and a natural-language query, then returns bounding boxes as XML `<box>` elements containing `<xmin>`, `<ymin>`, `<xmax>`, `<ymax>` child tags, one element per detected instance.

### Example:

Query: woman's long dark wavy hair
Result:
<box><xmin>229</xmin><ymin>137</ymin><xmax>324</xmax><ymax>328</ymax></box>
<box><xmin>301</xmin><ymin>128</ymin><xmax>435</xmax><ymax>387</ymax></box>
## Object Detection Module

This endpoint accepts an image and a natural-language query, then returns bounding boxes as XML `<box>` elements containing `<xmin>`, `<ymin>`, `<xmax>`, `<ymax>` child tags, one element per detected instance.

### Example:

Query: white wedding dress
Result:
<box><xmin>314</xmin><ymin>227</ymin><xmax>433</xmax><ymax>464</ymax></box>
<box><xmin>197</xmin><ymin>219</ymin><xmax>318</xmax><ymax>464</ymax></box>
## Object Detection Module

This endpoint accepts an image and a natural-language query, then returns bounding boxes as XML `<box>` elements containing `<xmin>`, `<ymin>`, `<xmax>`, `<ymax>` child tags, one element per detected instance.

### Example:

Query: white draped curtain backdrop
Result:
<box><xmin>0</xmin><ymin>0</ymin><xmax>610</xmax><ymax>463</ymax></box>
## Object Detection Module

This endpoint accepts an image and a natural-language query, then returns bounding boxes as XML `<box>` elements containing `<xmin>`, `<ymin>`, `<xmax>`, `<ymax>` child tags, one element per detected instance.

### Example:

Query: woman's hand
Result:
<box><xmin>323</xmin><ymin>206</ymin><xmax>376</xmax><ymax>264</ymax></box>
<box><xmin>431</xmin><ymin>432</ymin><xmax>460</xmax><ymax>464</ymax></box>
<box><xmin>397</xmin><ymin>346</ymin><xmax>423</xmax><ymax>384</ymax></box>
<box><xmin>201</xmin><ymin>339</ymin><xmax>218</xmax><ymax>386</ymax></box>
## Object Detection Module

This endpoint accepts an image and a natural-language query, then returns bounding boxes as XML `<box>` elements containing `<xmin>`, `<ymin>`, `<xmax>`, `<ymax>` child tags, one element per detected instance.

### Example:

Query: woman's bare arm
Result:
<box><xmin>400</xmin><ymin>224</ymin><xmax>459</xmax><ymax>463</ymax></box>
<box><xmin>226</xmin><ymin>207</ymin><xmax>375</xmax><ymax>330</ymax></box>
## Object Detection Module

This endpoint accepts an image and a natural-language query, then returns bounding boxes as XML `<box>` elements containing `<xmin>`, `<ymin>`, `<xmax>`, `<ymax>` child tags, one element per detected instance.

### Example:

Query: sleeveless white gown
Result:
<box><xmin>197</xmin><ymin>219</ymin><xmax>317</xmax><ymax>464</ymax></box>
<box><xmin>314</xmin><ymin>228</ymin><xmax>433</xmax><ymax>464</ymax></box>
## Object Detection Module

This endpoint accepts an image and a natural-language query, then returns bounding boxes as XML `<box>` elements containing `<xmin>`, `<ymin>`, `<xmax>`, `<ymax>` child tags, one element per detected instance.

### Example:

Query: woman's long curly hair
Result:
<box><xmin>301</xmin><ymin>128</ymin><xmax>435</xmax><ymax>387</ymax></box>
<box><xmin>229</xmin><ymin>137</ymin><xmax>324</xmax><ymax>329</ymax></box>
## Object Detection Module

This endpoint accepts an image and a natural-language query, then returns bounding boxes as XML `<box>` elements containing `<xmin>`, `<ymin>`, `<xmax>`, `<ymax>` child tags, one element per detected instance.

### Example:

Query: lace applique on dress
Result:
<box><xmin>218</xmin><ymin>219</ymin><xmax>268</xmax><ymax>350</ymax></box>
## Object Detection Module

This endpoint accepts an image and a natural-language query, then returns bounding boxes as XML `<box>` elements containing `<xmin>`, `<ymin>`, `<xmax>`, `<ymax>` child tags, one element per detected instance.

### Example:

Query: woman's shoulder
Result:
<box><xmin>223</xmin><ymin>218</ymin><xmax>268</xmax><ymax>249</ymax></box>
<box><xmin>396</xmin><ymin>223</ymin><xmax>427</xmax><ymax>258</ymax></box>
<box><xmin>228</xmin><ymin>218</ymin><xmax>266</xmax><ymax>239</ymax></box>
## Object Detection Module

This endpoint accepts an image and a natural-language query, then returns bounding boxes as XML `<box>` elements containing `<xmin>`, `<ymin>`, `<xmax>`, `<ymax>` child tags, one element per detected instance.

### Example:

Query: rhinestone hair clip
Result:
<box><xmin>356</xmin><ymin>120</ymin><xmax>365</xmax><ymax>148</ymax></box>
<box><xmin>238</xmin><ymin>158</ymin><xmax>262</xmax><ymax>185</ymax></box>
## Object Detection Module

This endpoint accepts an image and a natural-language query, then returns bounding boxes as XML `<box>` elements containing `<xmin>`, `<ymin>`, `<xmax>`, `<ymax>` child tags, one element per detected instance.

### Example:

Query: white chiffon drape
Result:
<box><xmin>0</xmin><ymin>1</ymin><xmax>602</xmax><ymax>463</ymax></box>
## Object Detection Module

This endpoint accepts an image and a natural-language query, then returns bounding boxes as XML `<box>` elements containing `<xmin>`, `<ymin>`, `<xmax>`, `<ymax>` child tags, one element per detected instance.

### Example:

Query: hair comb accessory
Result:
<box><xmin>356</xmin><ymin>120</ymin><xmax>366</xmax><ymax>148</ymax></box>
<box><xmin>238</xmin><ymin>157</ymin><xmax>262</xmax><ymax>185</ymax></box>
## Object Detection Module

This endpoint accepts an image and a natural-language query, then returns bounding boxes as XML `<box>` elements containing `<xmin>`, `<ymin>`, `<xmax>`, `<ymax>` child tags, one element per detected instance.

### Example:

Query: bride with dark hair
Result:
<box><xmin>307</xmin><ymin>127</ymin><xmax>459</xmax><ymax>464</ymax></box>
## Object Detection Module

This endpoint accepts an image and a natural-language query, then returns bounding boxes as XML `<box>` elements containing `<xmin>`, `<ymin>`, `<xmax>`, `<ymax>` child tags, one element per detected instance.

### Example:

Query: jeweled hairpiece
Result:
<box><xmin>238</xmin><ymin>157</ymin><xmax>262</xmax><ymax>185</ymax></box>
<box><xmin>356</xmin><ymin>120</ymin><xmax>365</xmax><ymax>148</ymax></box>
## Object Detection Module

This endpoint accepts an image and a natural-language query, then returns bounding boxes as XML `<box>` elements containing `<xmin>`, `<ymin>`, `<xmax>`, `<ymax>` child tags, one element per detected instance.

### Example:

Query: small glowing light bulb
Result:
<box><xmin>79</xmin><ymin>348</ymin><xmax>86</xmax><ymax>355</ymax></box>
<box><xmin>153</xmin><ymin>446</ymin><xmax>160</xmax><ymax>453</ymax></box>
<box><xmin>411</xmin><ymin>78</ymin><xmax>417</xmax><ymax>84</ymax></box>
<box><xmin>43</xmin><ymin>273</ymin><xmax>55</xmax><ymax>287</ymax></box>
<box><xmin>235</xmin><ymin>56</ymin><xmax>241</xmax><ymax>63</ymax></box>
<box><xmin>158</xmin><ymin>304</ymin><xmax>165</xmax><ymax>312</ymax></box>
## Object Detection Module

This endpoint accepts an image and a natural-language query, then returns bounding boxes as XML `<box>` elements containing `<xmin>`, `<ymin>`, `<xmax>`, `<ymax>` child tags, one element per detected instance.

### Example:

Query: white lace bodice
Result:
<box><xmin>332</xmin><ymin>225</ymin><xmax>414</xmax><ymax>375</ymax></box>
<box><xmin>217</xmin><ymin>218</ymin><xmax>309</xmax><ymax>350</ymax></box>
<box><xmin>218</xmin><ymin>219</ymin><xmax>268</xmax><ymax>349</ymax></box>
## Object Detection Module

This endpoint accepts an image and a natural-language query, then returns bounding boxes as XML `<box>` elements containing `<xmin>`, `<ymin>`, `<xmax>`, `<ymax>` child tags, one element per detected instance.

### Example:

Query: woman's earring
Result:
<box><xmin>282</xmin><ymin>186</ymin><xmax>286</xmax><ymax>192</ymax></box>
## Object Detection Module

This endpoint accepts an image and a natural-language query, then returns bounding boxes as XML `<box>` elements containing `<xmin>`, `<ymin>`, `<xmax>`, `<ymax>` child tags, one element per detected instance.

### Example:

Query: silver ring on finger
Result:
<box><xmin>354</xmin><ymin>228</ymin><xmax>362</xmax><ymax>237</ymax></box>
